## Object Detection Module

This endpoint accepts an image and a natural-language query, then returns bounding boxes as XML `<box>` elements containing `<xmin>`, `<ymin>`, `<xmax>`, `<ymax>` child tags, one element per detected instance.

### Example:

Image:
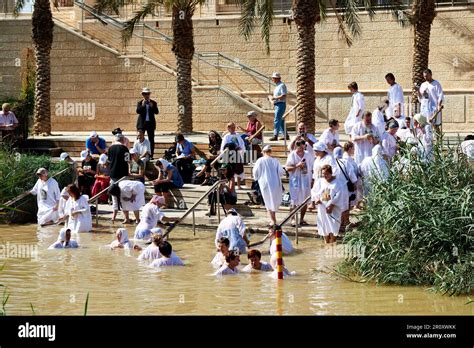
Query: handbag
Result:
<box><xmin>336</xmin><ymin>159</ymin><xmax>356</xmax><ymax>192</ymax></box>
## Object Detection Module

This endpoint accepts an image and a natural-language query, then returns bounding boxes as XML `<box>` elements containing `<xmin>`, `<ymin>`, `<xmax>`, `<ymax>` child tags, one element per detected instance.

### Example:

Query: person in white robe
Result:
<box><xmin>310</xmin><ymin>142</ymin><xmax>340</xmax><ymax>209</ymax></box>
<box><xmin>286</xmin><ymin>140</ymin><xmax>314</xmax><ymax>226</ymax></box>
<box><xmin>137</xmin><ymin>233</ymin><xmax>163</xmax><ymax>261</ymax></box>
<box><xmin>381</xmin><ymin>122</ymin><xmax>399</xmax><ymax>164</ymax></box>
<box><xmin>313</xmin><ymin>165</ymin><xmax>347</xmax><ymax>244</ymax></box>
<box><xmin>385</xmin><ymin>73</ymin><xmax>405</xmax><ymax>128</ymax></box>
<box><xmin>269</xmin><ymin>253</ymin><xmax>294</xmax><ymax>279</ymax></box>
<box><xmin>48</xmin><ymin>228</ymin><xmax>79</xmax><ymax>249</ymax></box>
<box><xmin>413</xmin><ymin>113</ymin><xmax>434</xmax><ymax>162</ymax></box>
<box><xmin>64</xmin><ymin>184</ymin><xmax>92</xmax><ymax>233</ymax></box>
<box><xmin>341</xmin><ymin>142</ymin><xmax>360</xmax><ymax>208</ymax></box>
<box><xmin>134</xmin><ymin>195</ymin><xmax>176</xmax><ymax>242</ymax></box>
<box><xmin>417</xmin><ymin>69</ymin><xmax>444</xmax><ymax>132</ymax></box>
<box><xmin>215</xmin><ymin>209</ymin><xmax>249</xmax><ymax>254</ymax></box>
<box><xmin>344</xmin><ymin>82</ymin><xmax>365</xmax><ymax>135</ymax></box>
<box><xmin>266</xmin><ymin>226</ymin><xmax>294</xmax><ymax>255</ymax></box>
<box><xmin>115</xmin><ymin>180</ymin><xmax>146</xmax><ymax>224</ymax></box>
<box><xmin>252</xmin><ymin>145</ymin><xmax>285</xmax><ymax>225</ymax></box>
<box><xmin>351</xmin><ymin>111</ymin><xmax>381</xmax><ymax>165</ymax></box>
<box><xmin>213</xmin><ymin>251</ymin><xmax>240</xmax><ymax>276</ymax></box>
<box><xmin>211</xmin><ymin>237</ymin><xmax>230</xmax><ymax>269</ymax></box>
<box><xmin>30</xmin><ymin>168</ymin><xmax>61</xmax><ymax>226</ymax></box>
<box><xmin>396</xmin><ymin>116</ymin><xmax>416</xmax><ymax>144</ymax></box>
<box><xmin>333</xmin><ymin>147</ymin><xmax>353</xmax><ymax>232</ymax></box>
<box><xmin>372</xmin><ymin>100</ymin><xmax>389</xmax><ymax>136</ymax></box>
<box><xmin>241</xmin><ymin>249</ymin><xmax>273</xmax><ymax>272</ymax></box>
<box><xmin>150</xmin><ymin>241</ymin><xmax>184</xmax><ymax>267</ymax></box>
<box><xmin>460</xmin><ymin>135</ymin><xmax>474</xmax><ymax>159</ymax></box>
<box><xmin>319</xmin><ymin>119</ymin><xmax>340</xmax><ymax>153</ymax></box>
<box><xmin>57</xmin><ymin>187</ymin><xmax>70</xmax><ymax>223</ymax></box>
<box><xmin>288</xmin><ymin>122</ymin><xmax>317</xmax><ymax>157</ymax></box>
<box><xmin>359</xmin><ymin>145</ymin><xmax>390</xmax><ymax>196</ymax></box>
<box><xmin>110</xmin><ymin>228</ymin><xmax>140</xmax><ymax>250</ymax></box>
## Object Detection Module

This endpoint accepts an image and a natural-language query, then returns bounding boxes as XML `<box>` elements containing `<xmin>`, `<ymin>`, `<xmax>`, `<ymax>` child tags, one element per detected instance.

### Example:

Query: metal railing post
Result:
<box><xmin>81</xmin><ymin>0</ymin><xmax>84</xmax><ymax>34</ymax></box>
<box><xmin>216</xmin><ymin>185</ymin><xmax>221</xmax><ymax>223</ymax></box>
<box><xmin>283</xmin><ymin>120</ymin><xmax>287</xmax><ymax>157</ymax></box>
<box><xmin>295</xmin><ymin>209</ymin><xmax>299</xmax><ymax>244</ymax></box>
<box><xmin>192</xmin><ymin>209</ymin><xmax>196</xmax><ymax>236</ymax></box>
<box><xmin>95</xmin><ymin>198</ymin><xmax>99</xmax><ymax>226</ymax></box>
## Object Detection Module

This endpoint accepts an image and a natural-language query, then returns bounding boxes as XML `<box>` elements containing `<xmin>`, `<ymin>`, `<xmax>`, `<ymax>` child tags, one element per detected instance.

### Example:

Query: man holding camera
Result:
<box><xmin>288</xmin><ymin>122</ymin><xmax>317</xmax><ymax>156</ymax></box>
<box><xmin>136</xmin><ymin>87</ymin><xmax>159</xmax><ymax>159</ymax></box>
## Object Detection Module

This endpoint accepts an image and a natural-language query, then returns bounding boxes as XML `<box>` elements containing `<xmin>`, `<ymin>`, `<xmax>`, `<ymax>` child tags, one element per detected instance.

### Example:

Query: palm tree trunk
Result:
<box><xmin>293</xmin><ymin>0</ymin><xmax>320</xmax><ymax>133</ymax></box>
<box><xmin>411</xmin><ymin>0</ymin><xmax>436</xmax><ymax>114</ymax></box>
<box><xmin>32</xmin><ymin>0</ymin><xmax>54</xmax><ymax>136</ymax></box>
<box><xmin>172</xmin><ymin>6</ymin><xmax>194</xmax><ymax>133</ymax></box>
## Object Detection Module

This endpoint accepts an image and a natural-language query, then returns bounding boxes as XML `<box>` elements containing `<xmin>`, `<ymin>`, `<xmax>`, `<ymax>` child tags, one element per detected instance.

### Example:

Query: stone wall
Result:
<box><xmin>0</xmin><ymin>7</ymin><xmax>472</xmax><ymax>133</ymax></box>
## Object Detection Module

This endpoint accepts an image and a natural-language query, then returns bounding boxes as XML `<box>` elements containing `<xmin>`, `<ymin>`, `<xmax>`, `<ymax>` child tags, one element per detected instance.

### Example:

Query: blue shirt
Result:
<box><xmin>86</xmin><ymin>137</ymin><xmax>106</xmax><ymax>155</ymax></box>
<box><xmin>177</xmin><ymin>139</ymin><xmax>194</xmax><ymax>157</ymax></box>
<box><xmin>165</xmin><ymin>164</ymin><xmax>184</xmax><ymax>188</ymax></box>
<box><xmin>273</xmin><ymin>81</ymin><xmax>287</xmax><ymax>104</ymax></box>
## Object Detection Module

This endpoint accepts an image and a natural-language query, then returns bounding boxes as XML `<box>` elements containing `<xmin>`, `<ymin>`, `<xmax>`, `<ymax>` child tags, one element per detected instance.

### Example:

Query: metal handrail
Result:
<box><xmin>162</xmin><ymin>179</ymin><xmax>226</xmax><ymax>238</ymax></box>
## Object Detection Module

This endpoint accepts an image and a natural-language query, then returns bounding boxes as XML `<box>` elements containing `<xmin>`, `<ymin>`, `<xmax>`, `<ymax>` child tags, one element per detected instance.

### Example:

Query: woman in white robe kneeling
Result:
<box><xmin>313</xmin><ymin>164</ymin><xmax>346</xmax><ymax>244</ymax></box>
<box><xmin>30</xmin><ymin>167</ymin><xmax>61</xmax><ymax>226</ymax></box>
<box><xmin>65</xmin><ymin>184</ymin><xmax>92</xmax><ymax>233</ymax></box>
<box><xmin>252</xmin><ymin>145</ymin><xmax>285</xmax><ymax>225</ymax></box>
<box><xmin>48</xmin><ymin>228</ymin><xmax>79</xmax><ymax>249</ymax></box>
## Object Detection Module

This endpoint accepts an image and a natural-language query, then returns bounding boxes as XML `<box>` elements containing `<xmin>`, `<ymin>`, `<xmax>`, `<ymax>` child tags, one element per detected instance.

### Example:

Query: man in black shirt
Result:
<box><xmin>136</xmin><ymin>87</ymin><xmax>159</xmax><ymax>159</ymax></box>
<box><xmin>108</xmin><ymin>134</ymin><xmax>130</xmax><ymax>181</ymax></box>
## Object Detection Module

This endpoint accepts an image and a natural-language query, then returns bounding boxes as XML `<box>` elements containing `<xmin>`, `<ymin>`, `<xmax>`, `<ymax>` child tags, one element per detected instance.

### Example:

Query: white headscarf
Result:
<box><xmin>57</xmin><ymin>228</ymin><xmax>71</xmax><ymax>247</ymax></box>
<box><xmin>117</xmin><ymin>228</ymin><xmax>130</xmax><ymax>244</ymax></box>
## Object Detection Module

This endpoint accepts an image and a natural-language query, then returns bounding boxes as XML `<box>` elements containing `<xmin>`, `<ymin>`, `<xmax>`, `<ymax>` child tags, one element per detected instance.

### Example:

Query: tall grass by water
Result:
<box><xmin>339</xmin><ymin>141</ymin><xmax>473</xmax><ymax>296</ymax></box>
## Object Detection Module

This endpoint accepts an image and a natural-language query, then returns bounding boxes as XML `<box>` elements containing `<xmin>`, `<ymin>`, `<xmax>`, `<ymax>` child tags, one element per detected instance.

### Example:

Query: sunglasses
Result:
<box><xmin>296</xmin><ymin>141</ymin><xmax>306</xmax><ymax>146</ymax></box>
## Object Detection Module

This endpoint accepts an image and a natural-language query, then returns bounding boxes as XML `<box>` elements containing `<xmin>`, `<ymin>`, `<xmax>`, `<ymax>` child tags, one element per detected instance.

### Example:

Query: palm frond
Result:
<box><xmin>376</xmin><ymin>0</ymin><xmax>411</xmax><ymax>27</ymax></box>
<box><xmin>330</xmin><ymin>0</ymin><xmax>354</xmax><ymax>47</ymax></box>
<box><xmin>239</xmin><ymin>0</ymin><xmax>258</xmax><ymax>41</ymax></box>
<box><xmin>317</xmin><ymin>0</ymin><xmax>328</xmax><ymax>22</ymax></box>
<box><xmin>340</xmin><ymin>0</ymin><xmax>362</xmax><ymax>40</ymax></box>
<box><xmin>257</xmin><ymin>0</ymin><xmax>274</xmax><ymax>53</ymax></box>
<box><xmin>122</xmin><ymin>1</ymin><xmax>162</xmax><ymax>45</ymax></box>
<box><xmin>13</xmin><ymin>0</ymin><xmax>25</xmax><ymax>17</ymax></box>
<box><xmin>95</xmin><ymin>0</ymin><xmax>126</xmax><ymax>15</ymax></box>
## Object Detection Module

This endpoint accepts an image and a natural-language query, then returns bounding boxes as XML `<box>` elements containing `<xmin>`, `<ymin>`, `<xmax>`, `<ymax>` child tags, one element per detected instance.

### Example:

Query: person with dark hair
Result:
<box><xmin>137</xmin><ymin>232</ymin><xmax>163</xmax><ymax>261</ymax></box>
<box><xmin>241</xmin><ymin>249</ymin><xmax>273</xmax><ymax>272</ymax></box>
<box><xmin>112</xmin><ymin>128</ymin><xmax>130</xmax><ymax>148</ymax></box>
<box><xmin>65</xmin><ymin>183</ymin><xmax>92</xmax><ymax>233</ymax></box>
<box><xmin>174</xmin><ymin>133</ymin><xmax>196</xmax><ymax>183</ymax></box>
<box><xmin>153</xmin><ymin>158</ymin><xmax>184</xmax><ymax>208</ymax></box>
<box><xmin>195</xmin><ymin>130</ymin><xmax>222</xmax><ymax>185</ymax></box>
<box><xmin>385</xmin><ymin>73</ymin><xmax>405</xmax><ymax>128</ymax></box>
<box><xmin>350</xmin><ymin>111</ymin><xmax>381</xmax><ymax>164</ymax></box>
<box><xmin>416</xmin><ymin>68</ymin><xmax>444</xmax><ymax>135</ymax></box>
<box><xmin>313</xmin><ymin>164</ymin><xmax>348</xmax><ymax>244</ymax></box>
<box><xmin>77</xmin><ymin>149</ymin><xmax>97</xmax><ymax>197</ymax></box>
<box><xmin>460</xmin><ymin>134</ymin><xmax>474</xmax><ymax>159</ymax></box>
<box><xmin>48</xmin><ymin>228</ymin><xmax>79</xmax><ymax>249</ymax></box>
<box><xmin>129</xmin><ymin>149</ymin><xmax>146</xmax><ymax>183</ymax></box>
<box><xmin>344</xmin><ymin>81</ymin><xmax>365</xmax><ymax>135</ymax></box>
<box><xmin>108</xmin><ymin>133</ymin><xmax>130</xmax><ymax>221</ymax></box>
<box><xmin>211</xmin><ymin>237</ymin><xmax>230</xmax><ymax>269</ymax></box>
<box><xmin>319</xmin><ymin>119</ymin><xmax>340</xmax><ymax>153</ymax></box>
<box><xmin>132</xmin><ymin>130</ymin><xmax>151</xmax><ymax>164</ymax></box>
<box><xmin>213</xmin><ymin>250</ymin><xmax>240</xmax><ymax>276</ymax></box>
<box><xmin>136</xmin><ymin>87</ymin><xmax>159</xmax><ymax>158</ymax></box>
<box><xmin>150</xmin><ymin>241</ymin><xmax>184</xmax><ymax>267</ymax></box>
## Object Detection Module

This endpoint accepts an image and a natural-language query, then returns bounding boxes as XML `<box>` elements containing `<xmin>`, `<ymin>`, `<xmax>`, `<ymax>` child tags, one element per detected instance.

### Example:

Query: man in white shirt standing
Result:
<box><xmin>416</xmin><ymin>68</ymin><xmax>444</xmax><ymax>136</ymax></box>
<box><xmin>0</xmin><ymin>103</ymin><xmax>19</xmax><ymax>141</ymax></box>
<box><xmin>385</xmin><ymin>73</ymin><xmax>405</xmax><ymax>128</ymax></box>
<box><xmin>344</xmin><ymin>82</ymin><xmax>365</xmax><ymax>135</ymax></box>
<box><xmin>269</xmin><ymin>72</ymin><xmax>289</xmax><ymax>141</ymax></box>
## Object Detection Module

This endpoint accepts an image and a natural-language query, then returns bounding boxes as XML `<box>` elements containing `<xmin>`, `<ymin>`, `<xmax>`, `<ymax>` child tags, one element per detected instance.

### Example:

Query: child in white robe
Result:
<box><xmin>313</xmin><ymin>165</ymin><xmax>347</xmax><ymax>244</ymax></box>
<box><xmin>48</xmin><ymin>228</ymin><xmax>79</xmax><ymax>249</ymax></box>
<box><xmin>213</xmin><ymin>251</ymin><xmax>240</xmax><ymax>276</ymax></box>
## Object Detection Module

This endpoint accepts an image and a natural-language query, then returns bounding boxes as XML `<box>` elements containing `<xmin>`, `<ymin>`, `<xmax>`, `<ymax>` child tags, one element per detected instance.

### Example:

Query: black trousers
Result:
<box><xmin>143</xmin><ymin>121</ymin><xmax>155</xmax><ymax>158</ymax></box>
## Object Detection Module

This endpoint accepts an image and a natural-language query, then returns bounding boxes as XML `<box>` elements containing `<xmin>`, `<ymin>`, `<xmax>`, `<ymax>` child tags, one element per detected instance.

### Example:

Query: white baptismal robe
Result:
<box><xmin>252</xmin><ymin>156</ymin><xmax>285</xmax><ymax>212</ymax></box>
<box><xmin>286</xmin><ymin>150</ymin><xmax>313</xmax><ymax>206</ymax></box>
<box><xmin>30</xmin><ymin>178</ymin><xmax>61</xmax><ymax>225</ymax></box>
<box><xmin>65</xmin><ymin>195</ymin><xmax>92</xmax><ymax>233</ymax></box>
<box><xmin>314</xmin><ymin>178</ymin><xmax>346</xmax><ymax>236</ymax></box>
<box><xmin>351</xmin><ymin>122</ymin><xmax>381</xmax><ymax>165</ymax></box>
<box><xmin>119</xmin><ymin>180</ymin><xmax>146</xmax><ymax>211</ymax></box>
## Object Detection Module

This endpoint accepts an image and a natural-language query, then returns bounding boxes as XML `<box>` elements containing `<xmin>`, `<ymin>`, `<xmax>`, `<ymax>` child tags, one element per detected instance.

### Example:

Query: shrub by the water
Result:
<box><xmin>339</xmin><ymin>142</ymin><xmax>473</xmax><ymax>296</ymax></box>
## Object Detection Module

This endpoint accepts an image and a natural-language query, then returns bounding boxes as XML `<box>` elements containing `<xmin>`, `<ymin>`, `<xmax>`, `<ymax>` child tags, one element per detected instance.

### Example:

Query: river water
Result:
<box><xmin>0</xmin><ymin>224</ymin><xmax>471</xmax><ymax>315</ymax></box>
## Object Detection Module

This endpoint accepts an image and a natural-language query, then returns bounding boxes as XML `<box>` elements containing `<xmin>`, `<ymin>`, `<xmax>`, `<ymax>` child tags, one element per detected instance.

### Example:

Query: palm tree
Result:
<box><xmin>240</xmin><ymin>0</ymin><xmax>409</xmax><ymax>133</ymax></box>
<box><xmin>14</xmin><ymin>0</ymin><xmax>55</xmax><ymax>135</ymax></box>
<box><xmin>97</xmin><ymin>0</ymin><xmax>204</xmax><ymax>133</ymax></box>
<box><xmin>410</xmin><ymin>0</ymin><xmax>436</xmax><ymax>113</ymax></box>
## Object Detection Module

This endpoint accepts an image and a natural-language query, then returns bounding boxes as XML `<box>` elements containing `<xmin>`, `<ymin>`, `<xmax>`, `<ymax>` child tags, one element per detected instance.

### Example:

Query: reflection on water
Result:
<box><xmin>0</xmin><ymin>224</ymin><xmax>471</xmax><ymax>315</ymax></box>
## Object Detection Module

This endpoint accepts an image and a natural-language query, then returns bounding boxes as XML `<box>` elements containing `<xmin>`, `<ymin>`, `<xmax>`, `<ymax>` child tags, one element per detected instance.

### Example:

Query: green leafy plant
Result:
<box><xmin>339</xmin><ymin>141</ymin><xmax>473</xmax><ymax>295</ymax></box>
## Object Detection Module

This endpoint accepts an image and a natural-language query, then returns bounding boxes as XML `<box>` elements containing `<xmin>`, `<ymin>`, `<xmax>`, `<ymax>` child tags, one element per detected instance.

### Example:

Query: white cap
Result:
<box><xmin>247</xmin><ymin>111</ymin><xmax>257</xmax><ymax>117</ymax></box>
<box><xmin>313</xmin><ymin>141</ymin><xmax>327</xmax><ymax>153</ymax></box>
<box><xmin>36</xmin><ymin>167</ymin><xmax>48</xmax><ymax>176</ymax></box>
<box><xmin>271</xmin><ymin>72</ymin><xmax>281</xmax><ymax>79</ymax></box>
<box><xmin>89</xmin><ymin>131</ymin><xmax>98</xmax><ymax>138</ymax></box>
<box><xmin>98</xmin><ymin>153</ymin><xmax>108</xmax><ymax>165</ymax></box>
<box><xmin>142</xmin><ymin>87</ymin><xmax>151</xmax><ymax>94</ymax></box>
<box><xmin>80</xmin><ymin>150</ymin><xmax>90</xmax><ymax>160</ymax></box>
<box><xmin>262</xmin><ymin>145</ymin><xmax>272</xmax><ymax>152</ymax></box>
<box><xmin>59</xmin><ymin>152</ymin><xmax>70</xmax><ymax>161</ymax></box>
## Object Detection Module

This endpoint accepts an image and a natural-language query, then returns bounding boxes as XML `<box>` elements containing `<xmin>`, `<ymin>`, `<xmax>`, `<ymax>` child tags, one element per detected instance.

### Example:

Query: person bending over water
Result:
<box><xmin>137</xmin><ymin>232</ymin><xmax>164</xmax><ymax>261</ymax></box>
<box><xmin>48</xmin><ymin>228</ymin><xmax>79</xmax><ymax>249</ymax></box>
<box><xmin>241</xmin><ymin>249</ymin><xmax>273</xmax><ymax>273</ymax></box>
<box><xmin>215</xmin><ymin>209</ymin><xmax>250</xmax><ymax>254</ymax></box>
<box><xmin>213</xmin><ymin>250</ymin><xmax>240</xmax><ymax>276</ymax></box>
<box><xmin>150</xmin><ymin>241</ymin><xmax>184</xmax><ymax>267</ymax></box>
<box><xmin>211</xmin><ymin>237</ymin><xmax>230</xmax><ymax>269</ymax></box>
<box><xmin>110</xmin><ymin>228</ymin><xmax>141</xmax><ymax>250</ymax></box>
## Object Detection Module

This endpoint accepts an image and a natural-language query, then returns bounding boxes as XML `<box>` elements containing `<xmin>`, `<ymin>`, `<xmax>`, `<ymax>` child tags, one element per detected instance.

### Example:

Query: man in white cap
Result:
<box><xmin>85</xmin><ymin>131</ymin><xmax>106</xmax><ymax>155</ymax></box>
<box><xmin>252</xmin><ymin>145</ymin><xmax>285</xmax><ymax>225</ymax></box>
<box><xmin>136</xmin><ymin>87</ymin><xmax>159</xmax><ymax>159</ymax></box>
<box><xmin>30</xmin><ymin>168</ymin><xmax>61</xmax><ymax>226</ymax></box>
<box><xmin>269</xmin><ymin>72</ymin><xmax>289</xmax><ymax>141</ymax></box>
